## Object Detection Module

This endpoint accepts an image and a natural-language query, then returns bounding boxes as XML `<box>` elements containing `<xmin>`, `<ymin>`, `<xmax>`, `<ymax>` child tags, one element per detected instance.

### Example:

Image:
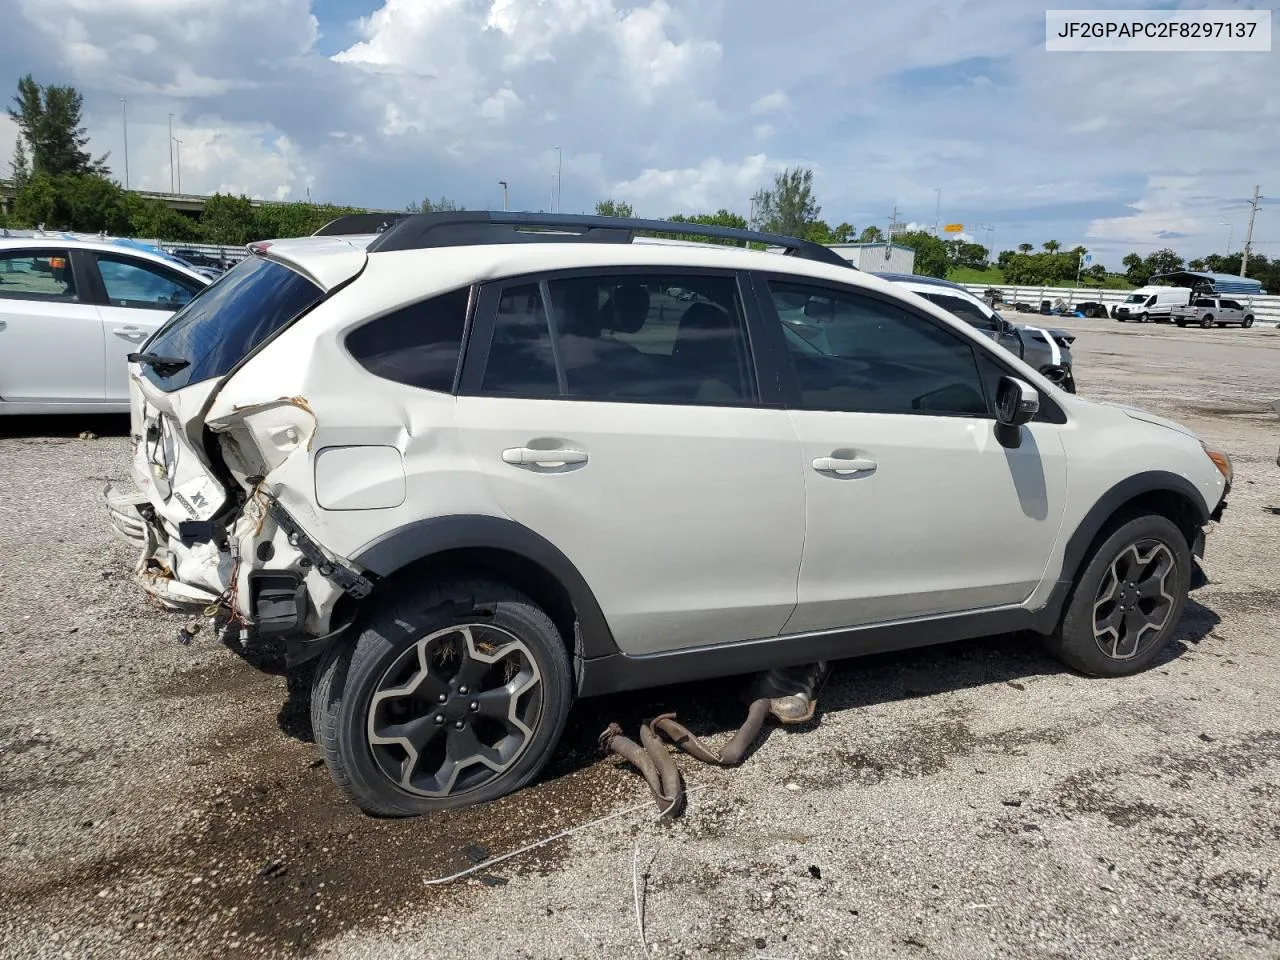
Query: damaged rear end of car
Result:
<box><xmin>105</xmin><ymin>236</ymin><xmax>375</xmax><ymax>659</ymax></box>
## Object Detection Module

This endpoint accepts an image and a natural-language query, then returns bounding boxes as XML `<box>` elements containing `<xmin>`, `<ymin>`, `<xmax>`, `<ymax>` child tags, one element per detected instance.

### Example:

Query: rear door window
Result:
<box><xmin>0</xmin><ymin>249</ymin><xmax>78</xmax><ymax>302</ymax></box>
<box><xmin>140</xmin><ymin>256</ymin><xmax>324</xmax><ymax>391</ymax></box>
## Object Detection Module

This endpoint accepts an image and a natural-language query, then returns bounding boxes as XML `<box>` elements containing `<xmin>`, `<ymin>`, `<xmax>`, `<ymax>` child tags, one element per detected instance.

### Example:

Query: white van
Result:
<box><xmin>1112</xmin><ymin>286</ymin><xmax>1191</xmax><ymax>323</ymax></box>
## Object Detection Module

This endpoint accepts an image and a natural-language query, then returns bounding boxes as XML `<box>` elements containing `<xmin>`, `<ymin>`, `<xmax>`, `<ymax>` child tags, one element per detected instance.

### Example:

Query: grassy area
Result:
<box><xmin>946</xmin><ymin>266</ymin><xmax>1004</xmax><ymax>284</ymax></box>
<box><xmin>944</xmin><ymin>266</ymin><xmax>1135</xmax><ymax>290</ymax></box>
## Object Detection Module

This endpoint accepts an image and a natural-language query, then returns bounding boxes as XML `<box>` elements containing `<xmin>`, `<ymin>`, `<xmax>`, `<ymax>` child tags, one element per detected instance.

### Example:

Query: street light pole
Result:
<box><xmin>168</xmin><ymin>114</ymin><xmax>175</xmax><ymax>192</ymax></box>
<box><xmin>120</xmin><ymin>98</ymin><xmax>130</xmax><ymax>190</ymax></box>
<box><xmin>933</xmin><ymin>187</ymin><xmax>941</xmax><ymax>236</ymax></box>
<box><xmin>1218</xmin><ymin>221</ymin><xmax>1234</xmax><ymax>254</ymax></box>
<box><xmin>553</xmin><ymin>147</ymin><xmax>562</xmax><ymax>213</ymax></box>
<box><xmin>498</xmin><ymin>180</ymin><xmax>508</xmax><ymax>211</ymax></box>
<box><xmin>173</xmin><ymin>138</ymin><xmax>183</xmax><ymax>193</ymax></box>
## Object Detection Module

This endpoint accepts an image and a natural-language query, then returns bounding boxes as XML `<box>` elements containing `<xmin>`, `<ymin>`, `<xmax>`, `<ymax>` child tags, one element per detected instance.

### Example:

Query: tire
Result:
<box><xmin>1042</xmin><ymin>513</ymin><xmax>1191</xmax><ymax>677</ymax></box>
<box><xmin>1244</xmin><ymin>316</ymin><xmax>1254</xmax><ymax>328</ymax></box>
<box><xmin>1200</xmin><ymin>315</ymin><xmax>1214</xmax><ymax>328</ymax></box>
<box><xmin>1139</xmin><ymin>312</ymin><xmax>1149</xmax><ymax>323</ymax></box>
<box><xmin>1084</xmin><ymin>306</ymin><xmax>1098</xmax><ymax>318</ymax></box>
<box><xmin>1175</xmin><ymin>320</ymin><xmax>1186</xmax><ymax>327</ymax></box>
<box><xmin>312</xmin><ymin>577</ymin><xmax>574</xmax><ymax>817</ymax></box>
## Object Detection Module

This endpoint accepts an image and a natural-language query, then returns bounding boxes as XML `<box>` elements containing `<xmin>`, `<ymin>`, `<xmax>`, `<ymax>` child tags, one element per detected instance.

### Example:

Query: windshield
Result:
<box><xmin>140</xmin><ymin>256</ymin><xmax>324</xmax><ymax>392</ymax></box>
<box><xmin>1123</xmin><ymin>294</ymin><xmax>1145</xmax><ymax>303</ymax></box>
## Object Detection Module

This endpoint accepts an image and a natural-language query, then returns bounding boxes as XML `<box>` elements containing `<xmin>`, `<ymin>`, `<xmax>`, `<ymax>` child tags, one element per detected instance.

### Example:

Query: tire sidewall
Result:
<box><xmin>1057</xmin><ymin>514</ymin><xmax>1192</xmax><ymax>677</ymax></box>
<box><xmin>319</xmin><ymin>584</ymin><xmax>573</xmax><ymax>816</ymax></box>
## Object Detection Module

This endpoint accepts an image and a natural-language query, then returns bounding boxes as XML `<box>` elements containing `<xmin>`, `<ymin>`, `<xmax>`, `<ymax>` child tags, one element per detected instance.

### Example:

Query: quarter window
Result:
<box><xmin>94</xmin><ymin>254</ymin><xmax>200</xmax><ymax>310</ymax></box>
<box><xmin>767</xmin><ymin>280</ymin><xmax>989</xmax><ymax>417</ymax></box>
<box><xmin>0</xmin><ymin>249</ymin><xmax>78</xmax><ymax>302</ymax></box>
<box><xmin>346</xmin><ymin>287</ymin><xmax>471</xmax><ymax>393</ymax></box>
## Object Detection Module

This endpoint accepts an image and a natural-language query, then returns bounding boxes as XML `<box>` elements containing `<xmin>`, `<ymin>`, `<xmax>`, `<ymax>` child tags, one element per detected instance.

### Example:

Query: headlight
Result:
<box><xmin>1201</xmin><ymin>441</ymin><xmax>1232</xmax><ymax>486</ymax></box>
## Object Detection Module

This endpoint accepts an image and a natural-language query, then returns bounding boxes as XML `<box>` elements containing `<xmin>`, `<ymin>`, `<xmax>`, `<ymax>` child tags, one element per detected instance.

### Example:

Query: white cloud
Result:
<box><xmin>0</xmin><ymin>0</ymin><xmax>1273</xmax><ymax>258</ymax></box>
<box><xmin>611</xmin><ymin>154</ymin><xmax>780</xmax><ymax>214</ymax></box>
<box><xmin>750</xmin><ymin>90</ymin><xmax>788</xmax><ymax>115</ymax></box>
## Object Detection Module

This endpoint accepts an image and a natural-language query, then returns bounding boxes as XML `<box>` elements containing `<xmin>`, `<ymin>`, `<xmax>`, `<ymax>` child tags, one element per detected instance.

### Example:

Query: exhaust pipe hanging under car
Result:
<box><xmin>599</xmin><ymin>661</ymin><xmax>831</xmax><ymax>817</ymax></box>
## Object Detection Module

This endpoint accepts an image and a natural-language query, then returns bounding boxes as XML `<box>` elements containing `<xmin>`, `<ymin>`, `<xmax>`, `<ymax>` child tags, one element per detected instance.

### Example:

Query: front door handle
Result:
<box><xmin>502</xmin><ymin>446</ymin><xmax>589</xmax><ymax>467</ymax></box>
<box><xmin>112</xmin><ymin>326</ymin><xmax>147</xmax><ymax>342</ymax></box>
<box><xmin>812</xmin><ymin>455</ymin><xmax>877</xmax><ymax>474</ymax></box>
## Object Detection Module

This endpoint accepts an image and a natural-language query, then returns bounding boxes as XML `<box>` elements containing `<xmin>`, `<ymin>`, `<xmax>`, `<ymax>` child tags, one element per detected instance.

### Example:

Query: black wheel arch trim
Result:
<box><xmin>350</xmin><ymin>514</ymin><xmax>619</xmax><ymax>661</ymax></box>
<box><xmin>1033</xmin><ymin>469</ymin><xmax>1212</xmax><ymax>632</ymax></box>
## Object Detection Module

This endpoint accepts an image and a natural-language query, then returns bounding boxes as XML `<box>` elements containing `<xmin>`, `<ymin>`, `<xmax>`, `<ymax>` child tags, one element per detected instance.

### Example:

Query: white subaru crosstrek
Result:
<box><xmin>106</xmin><ymin>212</ymin><xmax>1231</xmax><ymax>816</ymax></box>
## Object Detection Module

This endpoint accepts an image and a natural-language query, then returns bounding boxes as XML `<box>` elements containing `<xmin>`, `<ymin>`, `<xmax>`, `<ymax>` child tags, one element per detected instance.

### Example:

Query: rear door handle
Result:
<box><xmin>502</xmin><ymin>446</ymin><xmax>589</xmax><ymax>466</ymax></box>
<box><xmin>812</xmin><ymin>455</ymin><xmax>877</xmax><ymax>474</ymax></box>
<box><xmin>112</xmin><ymin>326</ymin><xmax>147</xmax><ymax>342</ymax></box>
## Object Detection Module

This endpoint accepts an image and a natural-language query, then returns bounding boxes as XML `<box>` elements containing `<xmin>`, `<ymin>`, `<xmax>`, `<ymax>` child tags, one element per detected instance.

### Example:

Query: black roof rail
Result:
<box><xmin>362</xmin><ymin>211</ymin><xmax>855</xmax><ymax>269</ymax></box>
<box><xmin>312</xmin><ymin>212</ymin><xmax>410</xmax><ymax>237</ymax></box>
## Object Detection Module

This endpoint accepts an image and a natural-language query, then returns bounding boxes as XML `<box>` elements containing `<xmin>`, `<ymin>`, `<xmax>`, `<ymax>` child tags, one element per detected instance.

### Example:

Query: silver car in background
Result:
<box><xmin>876</xmin><ymin>273</ymin><xmax>1077</xmax><ymax>393</ymax></box>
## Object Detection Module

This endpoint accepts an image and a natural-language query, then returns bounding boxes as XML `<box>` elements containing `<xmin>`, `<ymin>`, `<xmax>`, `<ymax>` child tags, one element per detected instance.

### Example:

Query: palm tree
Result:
<box><xmin>1043</xmin><ymin>240</ymin><xmax>1061</xmax><ymax>253</ymax></box>
<box><xmin>1017</xmin><ymin>243</ymin><xmax>1033</xmax><ymax>254</ymax></box>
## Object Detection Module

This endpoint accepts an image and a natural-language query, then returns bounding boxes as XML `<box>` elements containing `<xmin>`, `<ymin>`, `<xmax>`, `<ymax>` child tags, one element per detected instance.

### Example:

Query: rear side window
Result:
<box><xmin>1194</xmin><ymin>299</ymin><xmax>1216</xmax><ymax>307</ymax></box>
<box><xmin>0</xmin><ymin>249</ymin><xmax>78</xmax><ymax>302</ymax></box>
<box><xmin>141</xmin><ymin>256</ymin><xmax>323</xmax><ymax>392</ymax></box>
<box><xmin>345</xmin><ymin>287</ymin><xmax>471</xmax><ymax>393</ymax></box>
<box><xmin>481</xmin><ymin>283</ymin><xmax>559</xmax><ymax>397</ymax></box>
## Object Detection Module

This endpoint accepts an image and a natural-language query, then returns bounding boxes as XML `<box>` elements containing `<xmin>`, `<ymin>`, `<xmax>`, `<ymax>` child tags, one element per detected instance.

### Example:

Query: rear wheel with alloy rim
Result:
<box><xmin>1042</xmin><ymin>514</ymin><xmax>1191</xmax><ymax>677</ymax></box>
<box><xmin>312</xmin><ymin>577</ymin><xmax>573</xmax><ymax>816</ymax></box>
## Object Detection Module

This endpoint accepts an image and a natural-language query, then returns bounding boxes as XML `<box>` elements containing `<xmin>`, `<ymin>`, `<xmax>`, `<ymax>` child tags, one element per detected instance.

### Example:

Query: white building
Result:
<box><xmin>824</xmin><ymin>242</ymin><xmax>917</xmax><ymax>274</ymax></box>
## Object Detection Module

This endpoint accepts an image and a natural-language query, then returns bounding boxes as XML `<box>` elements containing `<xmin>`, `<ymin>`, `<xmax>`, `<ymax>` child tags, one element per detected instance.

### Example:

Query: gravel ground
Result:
<box><xmin>2</xmin><ymin>319</ymin><xmax>1279</xmax><ymax>960</ymax></box>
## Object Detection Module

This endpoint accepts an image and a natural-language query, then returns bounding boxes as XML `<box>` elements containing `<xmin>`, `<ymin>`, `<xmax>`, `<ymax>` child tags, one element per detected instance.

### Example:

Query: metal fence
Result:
<box><xmin>955</xmin><ymin>283</ymin><xmax>1280</xmax><ymax>326</ymax></box>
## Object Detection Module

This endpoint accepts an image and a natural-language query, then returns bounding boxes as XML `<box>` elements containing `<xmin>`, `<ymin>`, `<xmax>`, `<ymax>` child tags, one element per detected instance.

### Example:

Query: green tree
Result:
<box><xmin>1145</xmin><ymin>247</ymin><xmax>1184</xmax><ymax>278</ymax></box>
<box><xmin>1121</xmin><ymin>252</ymin><xmax>1147</xmax><ymax>286</ymax></box>
<box><xmin>751</xmin><ymin>167</ymin><xmax>820</xmax><ymax>238</ymax></box>
<box><xmin>858</xmin><ymin>225</ymin><xmax>884</xmax><ymax>243</ymax></box>
<box><xmin>1088</xmin><ymin>263</ymin><xmax>1108</xmax><ymax>283</ymax></box>
<box><xmin>8</xmin><ymin>74</ymin><xmax>109</xmax><ymax>178</ymax></box>
<box><xmin>122</xmin><ymin>193</ymin><xmax>202</xmax><ymax>241</ymax></box>
<box><xmin>408</xmin><ymin>195</ymin><xmax>461</xmax><ymax>214</ymax></box>
<box><xmin>200</xmin><ymin>193</ymin><xmax>257</xmax><ymax>245</ymax></box>
<box><xmin>12</xmin><ymin>172</ymin><xmax>130</xmax><ymax>233</ymax></box>
<box><xmin>1017</xmin><ymin>242</ymin><xmax>1033</xmax><ymax>254</ymax></box>
<box><xmin>660</xmin><ymin>210</ymin><xmax>751</xmax><ymax>246</ymax></box>
<box><xmin>1042</xmin><ymin>240</ymin><xmax>1061</xmax><ymax>253</ymax></box>
<box><xmin>944</xmin><ymin>239</ymin><xmax>988</xmax><ymax>270</ymax></box>
<box><xmin>895</xmin><ymin>230</ymin><xmax>949</xmax><ymax>278</ymax></box>
<box><xmin>9</xmin><ymin>137</ymin><xmax>30</xmax><ymax>188</ymax></box>
<box><xmin>595</xmin><ymin>199</ymin><xmax>635</xmax><ymax>218</ymax></box>
<box><xmin>996</xmin><ymin>249</ymin><xmax>1016</xmax><ymax>270</ymax></box>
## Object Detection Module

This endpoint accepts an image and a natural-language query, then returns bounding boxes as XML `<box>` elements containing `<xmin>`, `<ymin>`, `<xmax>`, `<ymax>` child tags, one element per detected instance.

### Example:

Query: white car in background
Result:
<box><xmin>0</xmin><ymin>235</ymin><xmax>210</xmax><ymax>414</ymax></box>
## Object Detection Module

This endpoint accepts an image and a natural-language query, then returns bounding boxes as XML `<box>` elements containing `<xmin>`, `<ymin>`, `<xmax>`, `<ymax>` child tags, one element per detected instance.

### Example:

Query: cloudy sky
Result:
<box><xmin>2</xmin><ymin>0</ymin><xmax>1276</xmax><ymax>269</ymax></box>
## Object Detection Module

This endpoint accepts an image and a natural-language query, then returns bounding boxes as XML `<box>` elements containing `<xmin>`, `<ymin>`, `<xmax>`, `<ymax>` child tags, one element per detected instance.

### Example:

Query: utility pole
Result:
<box><xmin>168</xmin><ymin>114</ymin><xmax>175</xmax><ymax>192</ymax></box>
<box><xmin>120</xmin><ymin>98</ymin><xmax>129</xmax><ymax>190</ymax></box>
<box><xmin>933</xmin><ymin>187</ymin><xmax>941</xmax><ymax>236</ymax></box>
<box><xmin>498</xmin><ymin>180</ymin><xmax>508</xmax><ymax>211</ymax></box>
<box><xmin>173</xmin><ymin>138</ymin><xmax>183</xmax><ymax>193</ymax></box>
<box><xmin>1241</xmin><ymin>184</ymin><xmax>1262</xmax><ymax>277</ymax></box>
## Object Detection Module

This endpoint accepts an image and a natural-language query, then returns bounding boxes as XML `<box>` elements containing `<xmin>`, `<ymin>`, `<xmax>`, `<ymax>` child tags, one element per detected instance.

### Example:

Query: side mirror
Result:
<box><xmin>995</xmin><ymin>376</ymin><xmax>1039</xmax><ymax>448</ymax></box>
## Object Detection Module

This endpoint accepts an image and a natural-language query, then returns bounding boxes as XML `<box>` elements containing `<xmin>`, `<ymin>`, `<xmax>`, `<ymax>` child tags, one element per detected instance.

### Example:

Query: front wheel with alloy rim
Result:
<box><xmin>311</xmin><ymin>578</ymin><xmax>573</xmax><ymax>816</ymax></box>
<box><xmin>1042</xmin><ymin>513</ymin><xmax>1191</xmax><ymax>677</ymax></box>
<box><xmin>1244</xmin><ymin>316</ymin><xmax>1254</xmax><ymax>328</ymax></box>
<box><xmin>1139</xmin><ymin>312</ymin><xmax>1149</xmax><ymax>323</ymax></box>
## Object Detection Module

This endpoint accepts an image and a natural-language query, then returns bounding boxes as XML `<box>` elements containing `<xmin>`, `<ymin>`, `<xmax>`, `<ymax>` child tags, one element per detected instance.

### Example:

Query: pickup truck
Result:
<box><xmin>1173</xmin><ymin>297</ymin><xmax>1255</xmax><ymax>328</ymax></box>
